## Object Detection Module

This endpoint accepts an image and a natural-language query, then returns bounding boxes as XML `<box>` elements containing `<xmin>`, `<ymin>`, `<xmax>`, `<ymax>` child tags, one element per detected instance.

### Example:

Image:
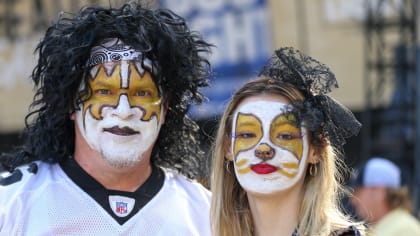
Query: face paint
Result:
<box><xmin>75</xmin><ymin>60</ymin><xmax>163</xmax><ymax>168</ymax></box>
<box><xmin>83</xmin><ymin>61</ymin><xmax>161</xmax><ymax>123</ymax></box>
<box><xmin>231</xmin><ymin>100</ymin><xmax>309</xmax><ymax>194</ymax></box>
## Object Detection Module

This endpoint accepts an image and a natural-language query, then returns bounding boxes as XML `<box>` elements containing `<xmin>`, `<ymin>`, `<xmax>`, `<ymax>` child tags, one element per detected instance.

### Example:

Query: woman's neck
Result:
<box><xmin>247</xmin><ymin>183</ymin><xmax>304</xmax><ymax>236</ymax></box>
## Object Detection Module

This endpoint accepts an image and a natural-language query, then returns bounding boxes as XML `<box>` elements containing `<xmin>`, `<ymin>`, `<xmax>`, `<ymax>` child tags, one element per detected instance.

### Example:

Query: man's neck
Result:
<box><xmin>73</xmin><ymin>147</ymin><xmax>152</xmax><ymax>192</ymax></box>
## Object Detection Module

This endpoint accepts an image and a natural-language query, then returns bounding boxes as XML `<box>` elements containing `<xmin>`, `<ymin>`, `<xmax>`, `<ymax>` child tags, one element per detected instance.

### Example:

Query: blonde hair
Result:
<box><xmin>210</xmin><ymin>76</ymin><xmax>364</xmax><ymax>236</ymax></box>
<box><xmin>386</xmin><ymin>186</ymin><xmax>413</xmax><ymax>213</ymax></box>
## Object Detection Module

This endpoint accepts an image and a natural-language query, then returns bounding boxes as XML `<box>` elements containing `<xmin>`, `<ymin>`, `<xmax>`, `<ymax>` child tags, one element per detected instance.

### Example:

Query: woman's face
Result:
<box><xmin>230</xmin><ymin>94</ymin><xmax>310</xmax><ymax>194</ymax></box>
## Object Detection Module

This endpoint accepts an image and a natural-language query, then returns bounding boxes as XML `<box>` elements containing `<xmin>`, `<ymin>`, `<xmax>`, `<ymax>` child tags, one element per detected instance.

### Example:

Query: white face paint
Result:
<box><xmin>75</xmin><ymin>61</ymin><xmax>163</xmax><ymax>168</ymax></box>
<box><xmin>231</xmin><ymin>99</ymin><xmax>309</xmax><ymax>194</ymax></box>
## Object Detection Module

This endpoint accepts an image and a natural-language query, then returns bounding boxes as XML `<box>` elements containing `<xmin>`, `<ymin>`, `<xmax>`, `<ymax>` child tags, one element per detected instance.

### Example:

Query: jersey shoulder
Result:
<box><xmin>0</xmin><ymin>162</ymin><xmax>39</xmax><ymax>186</ymax></box>
<box><xmin>162</xmin><ymin>168</ymin><xmax>211</xmax><ymax>203</ymax></box>
<box><xmin>0</xmin><ymin>162</ymin><xmax>59</xmax><ymax>203</ymax></box>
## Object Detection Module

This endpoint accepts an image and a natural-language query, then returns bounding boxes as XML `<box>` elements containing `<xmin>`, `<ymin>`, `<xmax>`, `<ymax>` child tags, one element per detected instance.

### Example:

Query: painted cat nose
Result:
<box><xmin>255</xmin><ymin>143</ymin><xmax>275</xmax><ymax>161</ymax></box>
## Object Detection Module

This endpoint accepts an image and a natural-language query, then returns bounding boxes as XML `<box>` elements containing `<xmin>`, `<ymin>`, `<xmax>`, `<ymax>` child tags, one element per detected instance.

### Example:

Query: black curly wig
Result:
<box><xmin>1</xmin><ymin>1</ymin><xmax>212</xmax><ymax>179</ymax></box>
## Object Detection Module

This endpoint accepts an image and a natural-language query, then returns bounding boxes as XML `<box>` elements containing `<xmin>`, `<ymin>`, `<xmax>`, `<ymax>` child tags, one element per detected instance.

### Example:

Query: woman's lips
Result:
<box><xmin>251</xmin><ymin>163</ymin><xmax>277</xmax><ymax>174</ymax></box>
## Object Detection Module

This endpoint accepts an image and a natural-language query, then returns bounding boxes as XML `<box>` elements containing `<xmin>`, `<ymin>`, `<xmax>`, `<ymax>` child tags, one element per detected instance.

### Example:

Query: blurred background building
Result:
<box><xmin>0</xmin><ymin>0</ymin><xmax>419</xmax><ymax>215</ymax></box>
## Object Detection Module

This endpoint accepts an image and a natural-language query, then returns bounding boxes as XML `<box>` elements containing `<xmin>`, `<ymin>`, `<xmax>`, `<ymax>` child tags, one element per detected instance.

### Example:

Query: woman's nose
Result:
<box><xmin>255</xmin><ymin>143</ymin><xmax>275</xmax><ymax>161</ymax></box>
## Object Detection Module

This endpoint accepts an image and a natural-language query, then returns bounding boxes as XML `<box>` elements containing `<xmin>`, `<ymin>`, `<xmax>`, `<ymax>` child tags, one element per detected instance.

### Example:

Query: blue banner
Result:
<box><xmin>159</xmin><ymin>0</ymin><xmax>272</xmax><ymax>118</ymax></box>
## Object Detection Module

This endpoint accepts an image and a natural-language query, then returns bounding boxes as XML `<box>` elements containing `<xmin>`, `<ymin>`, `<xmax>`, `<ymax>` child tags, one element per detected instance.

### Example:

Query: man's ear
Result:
<box><xmin>160</xmin><ymin>100</ymin><xmax>169</xmax><ymax>125</ymax></box>
<box><xmin>70</xmin><ymin>112</ymin><xmax>76</xmax><ymax>121</ymax></box>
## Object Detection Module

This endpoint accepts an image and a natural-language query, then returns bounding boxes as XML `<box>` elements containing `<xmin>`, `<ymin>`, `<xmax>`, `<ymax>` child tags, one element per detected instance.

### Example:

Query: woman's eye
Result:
<box><xmin>96</xmin><ymin>89</ymin><xmax>111</xmax><ymax>95</ymax></box>
<box><xmin>235</xmin><ymin>133</ymin><xmax>256</xmax><ymax>139</ymax></box>
<box><xmin>277</xmin><ymin>133</ymin><xmax>300</xmax><ymax>140</ymax></box>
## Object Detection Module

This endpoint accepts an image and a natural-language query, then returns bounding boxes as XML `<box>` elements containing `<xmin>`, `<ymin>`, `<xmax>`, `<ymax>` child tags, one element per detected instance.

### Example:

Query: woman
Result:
<box><xmin>210</xmin><ymin>47</ymin><xmax>364</xmax><ymax>236</ymax></box>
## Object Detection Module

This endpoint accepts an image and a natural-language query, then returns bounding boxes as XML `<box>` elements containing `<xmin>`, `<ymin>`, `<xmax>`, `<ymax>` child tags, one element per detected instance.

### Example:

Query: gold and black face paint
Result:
<box><xmin>81</xmin><ymin>38</ymin><xmax>162</xmax><ymax>125</ymax></box>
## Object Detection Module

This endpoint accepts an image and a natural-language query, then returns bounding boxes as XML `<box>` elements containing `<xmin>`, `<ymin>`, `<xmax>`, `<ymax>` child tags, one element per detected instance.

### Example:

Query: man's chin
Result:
<box><xmin>102</xmin><ymin>156</ymin><xmax>141</xmax><ymax>168</ymax></box>
<box><xmin>102</xmin><ymin>133</ymin><xmax>141</xmax><ymax>144</ymax></box>
<box><xmin>100</xmin><ymin>149</ymin><xmax>144</xmax><ymax>168</ymax></box>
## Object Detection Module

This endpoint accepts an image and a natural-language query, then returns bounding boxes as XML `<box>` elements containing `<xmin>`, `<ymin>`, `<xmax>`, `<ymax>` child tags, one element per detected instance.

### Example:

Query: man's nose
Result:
<box><xmin>113</xmin><ymin>94</ymin><xmax>135</xmax><ymax>119</ymax></box>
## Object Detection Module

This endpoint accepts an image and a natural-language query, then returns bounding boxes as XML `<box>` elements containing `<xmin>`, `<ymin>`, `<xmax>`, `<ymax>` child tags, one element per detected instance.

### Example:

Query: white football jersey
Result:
<box><xmin>0</xmin><ymin>161</ymin><xmax>211</xmax><ymax>236</ymax></box>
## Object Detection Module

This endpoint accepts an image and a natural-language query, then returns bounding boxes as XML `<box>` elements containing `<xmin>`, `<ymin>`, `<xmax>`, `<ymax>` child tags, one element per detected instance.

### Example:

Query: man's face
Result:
<box><xmin>351</xmin><ymin>186</ymin><xmax>386</xmax><ymax>222</ymax></box>
<box><xmin>74</xmin><ymin>60</ymin><xmax>163</xmax><ymax>168</ymax></box>
<box><xmin>230</xmin><ymin>96</ymin><xmax>309</xmax><ymax>194</ymax></box>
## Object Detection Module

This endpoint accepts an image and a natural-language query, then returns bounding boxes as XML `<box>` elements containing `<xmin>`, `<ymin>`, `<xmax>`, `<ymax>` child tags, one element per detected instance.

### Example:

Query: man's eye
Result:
<box><xmin>234</xmin><ymin>133</ymin><xmax>256</xmax><ymax>139</ymax></box>
<box><xmin>135</xmin><ymin>90</ymin><xmax>151</xmax><ymax>97</ymax></box>
<box><xmin>96</xmin><ymin>89</ymin><xmax>111</xmax><ymax>95</ymax></box>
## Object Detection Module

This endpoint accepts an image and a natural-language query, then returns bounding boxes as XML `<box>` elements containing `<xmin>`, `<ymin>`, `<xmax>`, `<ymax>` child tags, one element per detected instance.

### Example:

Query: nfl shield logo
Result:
<box><xmin>109</xmin><ymin>195</ymin><xmax>135</xmax><ymax>217</ymax></box>
<box><xmin>116</xmin><ymin>201</ymin><xmax>128</xmax><ymax>214</ymax></box>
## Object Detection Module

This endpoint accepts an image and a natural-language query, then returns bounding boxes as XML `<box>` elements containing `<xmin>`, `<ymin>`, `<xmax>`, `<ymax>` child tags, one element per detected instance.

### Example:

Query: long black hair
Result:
<box><xmin>1</xmin><ymin>1</ymin><xmax>212</xmax><ymax>179</ymax></box>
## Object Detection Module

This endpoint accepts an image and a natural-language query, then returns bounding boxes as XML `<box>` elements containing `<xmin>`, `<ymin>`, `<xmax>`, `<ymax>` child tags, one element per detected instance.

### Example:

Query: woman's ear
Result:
<box><xmin>224</xmin><ymin>135</ymin><xmax>233</xmax><ymax>161</ymax></box>
<box><xmin>308</xmin><ymin>145</ymin><xmax>320</xmax><ymax>164</ymax></box>
<box><xmin>225</xmin><ymin>150</ymin><xmax>233</xmax><ymax>161</ymax></box>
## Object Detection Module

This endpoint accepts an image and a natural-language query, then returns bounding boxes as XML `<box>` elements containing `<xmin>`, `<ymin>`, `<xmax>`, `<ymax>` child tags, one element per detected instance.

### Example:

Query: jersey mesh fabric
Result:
<box><xmin>0</xmin><ymin>162</ymin><xmax>211</xmax><ymax>236</ymax></box>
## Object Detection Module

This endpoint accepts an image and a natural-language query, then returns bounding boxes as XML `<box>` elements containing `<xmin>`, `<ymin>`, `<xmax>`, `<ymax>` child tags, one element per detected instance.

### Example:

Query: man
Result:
<box><xmin>0</xmin><ymin>2</ymin><xmax>212</xmax><ymax>235</ymax></box>
<box><xmin>350</xmin><ymin>157</ymin><xmax>420</xmax><ymax>236</ymax></box>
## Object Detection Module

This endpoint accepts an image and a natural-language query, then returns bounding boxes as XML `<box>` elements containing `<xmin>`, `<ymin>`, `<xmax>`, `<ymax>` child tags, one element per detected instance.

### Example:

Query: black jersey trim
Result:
<box><xmin>59</xmin><ymin>157</ymin><xmax>164</xmax><ymax>225</ymax></box>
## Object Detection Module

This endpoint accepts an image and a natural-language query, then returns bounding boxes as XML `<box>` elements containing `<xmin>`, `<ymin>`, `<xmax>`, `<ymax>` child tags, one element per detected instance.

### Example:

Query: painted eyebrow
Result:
<box><xmin>130</xmin><ymin>84</ymin><xmax>155</xmax><ymax>90</ymax></box>
<box><xmin>272</xmin><ymin>120</ymin><xmax>294</xmax><ymax>126</ymax></box>
<box><xmin>236</xmin><ymin>113</ymin><xmax>261</xmax><ymax>127</ymax></box>
<box><xmin>237</xmin><ymin>120</ymin><xmax>260</xmax><ymax>126</ymax></box>
<box><xmin>92</xmin><ymin>81</ymin><xmax>115</xmax><ymax>87</ymax></box>
<box><xmin>272</xmin><ymin>115</ymin><xmax>298</xmax><ymax>126</ymax></box>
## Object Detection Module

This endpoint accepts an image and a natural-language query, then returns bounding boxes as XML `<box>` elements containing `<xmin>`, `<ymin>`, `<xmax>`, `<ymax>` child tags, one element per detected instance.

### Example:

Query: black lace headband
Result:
<box><xmin>259</xmin><ymin>47</ymin><xmax>361</xmax><ymax>152</ymax></box>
